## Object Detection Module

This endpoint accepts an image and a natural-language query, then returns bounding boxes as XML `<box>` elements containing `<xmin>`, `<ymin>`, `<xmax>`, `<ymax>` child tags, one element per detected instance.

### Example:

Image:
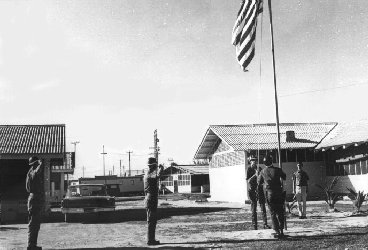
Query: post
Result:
<box><xmin>267</xmin><ymin>0</ymin><xmax>286</xmax><ymax>230</ymax></box>
<box><xmin>101</xmin><ymin>145</ymin><xmax>107</xmax><ymax>183</ymax></box>
<box><xmin>126</xmin><ymin>151</ymin><xmax>133</xmax><ymax>176</ymax></box>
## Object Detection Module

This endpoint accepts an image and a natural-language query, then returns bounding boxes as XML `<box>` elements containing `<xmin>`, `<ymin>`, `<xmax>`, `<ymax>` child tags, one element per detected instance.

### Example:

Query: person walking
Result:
<box><xmin>26</xmin><ymin>156</ymin><xmax>44</xmax><ymax>250</ymax></box>
<box><xmin>258</xmin><ymin>154</ymin><xmax>286</xmax><ymax>238</ymax></box>
<box><xmin>292</xmin><ymin>162</ymin><xmax>309</xmax><ymax>219</ymax></box>
<box><xmin>246</xmin><ymin>155</ymin><xmax>271</xmax><ymax>230</ymax></box>
<box><xmin>143</xmin><ymin>157</ymin><xmax>164</xmax><ymax>245</ymax></box>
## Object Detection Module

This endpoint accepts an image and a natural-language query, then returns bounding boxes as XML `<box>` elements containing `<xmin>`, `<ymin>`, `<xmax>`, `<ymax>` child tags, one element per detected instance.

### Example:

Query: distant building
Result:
<box><xmin>0</xmin><ymin>124</ymin><xmax>73</xmax><ymax>223</ymax></box>
<box><xmin>79</xmin><ymin>175</ymin><xmax>144</xmax><ymax>196</ymax></box>
<box><xmin>160</xmin><ymin>164</ymin><xmax>209</xmax><ymax>193</ymax></box>
<box><xmin>194</xmin><ymin>123</ymin><xmax>337</xmax><ymax>202</ymax></box>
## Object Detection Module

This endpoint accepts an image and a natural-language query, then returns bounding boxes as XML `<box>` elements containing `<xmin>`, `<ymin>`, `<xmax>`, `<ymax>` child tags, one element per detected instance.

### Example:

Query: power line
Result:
<box><xmin>279</xmin><ymin>81</ymin><xmax>368</xmax><ymax>98</ymax></box>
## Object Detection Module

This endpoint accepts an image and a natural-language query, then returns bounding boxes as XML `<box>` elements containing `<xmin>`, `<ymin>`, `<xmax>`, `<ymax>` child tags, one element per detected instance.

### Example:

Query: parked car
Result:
<box><xmin>61</xmin><ymin>184</ymin><xmax>115</xmax><ymax>222</ymax></box>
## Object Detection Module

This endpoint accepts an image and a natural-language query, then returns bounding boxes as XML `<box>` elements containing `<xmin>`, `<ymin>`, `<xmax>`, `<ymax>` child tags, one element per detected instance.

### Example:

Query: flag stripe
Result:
<box><xmin>232</xmin><ymin>0</ymin><xmax>262</xmax><ymax>71</ymax></box>
<box><xmin>234</xmin><ymin>4</ymin><xmax>256</xmax><ymax>46</ymax></box>
<box><xmin>232</xmin><ymin>0</ymin><xmax>253</xmax><ymax>45</ymax></box>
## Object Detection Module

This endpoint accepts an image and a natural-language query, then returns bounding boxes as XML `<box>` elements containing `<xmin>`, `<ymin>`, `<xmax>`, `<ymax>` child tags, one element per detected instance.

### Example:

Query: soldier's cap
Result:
<box><xmin>29</xmin><ymin>156</ymin><xmax>40</xmax><ymax>165</ymax></box>
<box><xmin>147</xmin><ymin>157</ymin><xmax>157</xmax><ymax>166</ymax></box>
<box><xmin>248</xmin><ymin>155</ymin><xmax>257</xmax><ymax>161</ymax></box>
<box><xmin>263</xmin><ymin>154</ymin><xmax>273</xmax><ymax>166</ymax></box>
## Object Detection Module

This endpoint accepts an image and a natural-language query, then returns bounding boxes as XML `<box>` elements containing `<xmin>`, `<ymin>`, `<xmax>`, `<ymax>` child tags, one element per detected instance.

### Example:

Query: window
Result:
<box><xmin>161</xmin><ymin>176</ymin><xmax>173</xmax><ymax>186</ymax></box>
<box><xmin>178</xmin><ymin>174</ymin><xmax>190</xmax><ymax>186</ymax></box>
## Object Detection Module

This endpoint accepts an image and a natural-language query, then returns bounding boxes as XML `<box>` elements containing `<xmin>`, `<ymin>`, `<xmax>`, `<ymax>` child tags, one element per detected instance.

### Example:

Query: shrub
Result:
<box><xmin>316</xmin><ymin>176</ymin><xmax>341</xmax><ymax>212</ymax></box>
<box><xmin>346</xmin><ymin>187</ymin><xmax>367</xmax><ymax>213</ymax></box>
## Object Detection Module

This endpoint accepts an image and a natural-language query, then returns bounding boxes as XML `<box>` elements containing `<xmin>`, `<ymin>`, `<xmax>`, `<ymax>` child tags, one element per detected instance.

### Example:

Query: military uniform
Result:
<box><xmin>26</xmin><ymin>157</ymin><xmax>44</xmax><ymax>250</ymax></box>
<box><xmin>258</xmin><ymin>159</ymin><xmax>286</xmax><ymax>237</ymax></box>
<box><xmin>143</xmin><ymin>158</ymin><xmax>163</xmax><ymax>245</ymax></box>
<box><xmin>292</xmin><ymin>166</ymin><xmax>309</xmax><ymax>218</ymax></box>
<box><xmin>246</xmin><ymin>165</ymin><xmax>269</xmax><ymax>229</ymax></box>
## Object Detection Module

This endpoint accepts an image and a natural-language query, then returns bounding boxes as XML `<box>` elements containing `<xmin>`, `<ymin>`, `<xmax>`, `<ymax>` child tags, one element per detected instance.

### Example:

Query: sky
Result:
<box><xmin>1</xmin><ymin>0</ymin><xmax>368</xmax><ymax>178</ymax></box>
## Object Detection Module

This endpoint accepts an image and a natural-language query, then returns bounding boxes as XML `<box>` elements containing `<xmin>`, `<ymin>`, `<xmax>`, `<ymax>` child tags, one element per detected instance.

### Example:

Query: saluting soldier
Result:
<box><xmin>258</xmin><ymin>154</ymin><xmax>286</xmax><ymax>238</ymax></box>
<box><xmin>143</xmin><ymin>157</ymin><xmax>164</xmax><ymax>245</ymax></box>
<box><xmin>26</xmin><ymin>156</ymin><xmax>44</xmax><ymax>250</ymax></box>
<box><xmin>246</xmin><ymin>155</ymin><xmax>270</xmax><ymax>230</ymax></box>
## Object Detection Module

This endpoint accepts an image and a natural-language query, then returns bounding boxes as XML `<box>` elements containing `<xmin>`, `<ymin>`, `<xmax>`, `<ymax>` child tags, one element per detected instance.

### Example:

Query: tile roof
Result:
<box><xmin>194</xmin><ymin>123</ymin><xmax>337</xmax><ymax>159</ymax></box>
<box><xmin>0</xmin><ymin>125</ymin><xmax>65</xmax><ymax>154</ymax></box>
<box><xmin>164</xmin><ymin>165</ymin><xmax>209</xmax><ymax>175</ymax></box>
<box><xmin>316</xmin><ymin>120</ymin><xmax>368</xmax><ymax>149</ymax></box>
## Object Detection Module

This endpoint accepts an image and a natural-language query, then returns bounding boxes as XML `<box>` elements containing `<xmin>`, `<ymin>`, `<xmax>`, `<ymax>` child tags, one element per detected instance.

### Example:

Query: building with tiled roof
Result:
<box><xmin>0</xmin><ymin>124</ymin><xmax>73</xmax><ymax>223</ymax></box>
<box><xmin>315</xmin><ymin>120</ymin><xmax>368</xmax><ymax>195</ymax></box>
<box><xmin>193</xmin><ymin>122</ymin><xmax>368</xmax><ymax>203</ymax></box>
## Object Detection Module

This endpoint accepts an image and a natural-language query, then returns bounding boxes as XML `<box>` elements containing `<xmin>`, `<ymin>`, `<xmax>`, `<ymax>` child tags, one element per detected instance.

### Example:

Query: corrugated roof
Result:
<box><xmin>0</xmin><ymin>125</ymin><xmax>65</xmax><ymax>154</ymax></box>
<box><xmin>316</xmin><ymin>120</ymin><xmax>368</xmax><ymax>149</ymax></box>
<box><xmin>194</xmin><ymin>123</ymin><xmax>337</xmax><ymax>159</ymax></box>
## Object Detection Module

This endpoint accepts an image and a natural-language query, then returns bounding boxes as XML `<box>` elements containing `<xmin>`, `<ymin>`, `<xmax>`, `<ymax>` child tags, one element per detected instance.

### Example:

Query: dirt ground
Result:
<box><xmin>1</xmin><ymin>195</ymin><xmax>368</xmax><ymax>250</ymax></box>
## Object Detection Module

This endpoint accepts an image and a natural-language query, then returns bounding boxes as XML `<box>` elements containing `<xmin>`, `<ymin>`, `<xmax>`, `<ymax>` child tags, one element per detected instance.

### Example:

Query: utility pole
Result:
<box><xmin>154</xmin><ymin>129</ymin><xmax>159</xmax><ymax>163</ymax></box>
<box><xmin>126</xmin><ymin>151</ymin><xmax>133</xmax><ymax>176</ymax></box>
<box><xmin>120</xmin><ymin>160</ymin><xmax>122</xmax><ymax>177</ymax></box>
<box><xmin>101</xmin><ymin>145</ymin><xmax>107</xmax><ymax>177</ymax></box>
<box><xmin>113</xmin><ymin>165</ymin><xmax>115</xmax><ymax>175</ymax></box>
<box><xmin>82</xmin><ymin>166</ymin><xmax>85</xmax><ymax>178</ymax></box>
<box><xmin>70</xmin><ymin>141</ymin><xmax>80</xmax><ymax>184</ymax></box>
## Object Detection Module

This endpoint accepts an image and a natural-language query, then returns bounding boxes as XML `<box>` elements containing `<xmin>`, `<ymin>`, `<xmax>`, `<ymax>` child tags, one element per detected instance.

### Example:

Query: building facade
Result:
<box><xmin>316</xmin><ymin>120</ymin><xmax>368</xmax><ymax>194</ymax></box>
<box><xmin>160</xmin><ymin>164</ymin><xmax>209</xmax><ymax>193</ymax></box>
<box><xmin>79</xmin><ymin>175</ymin><xmax>144</xmax><ymax>196</ymax></box>
<box><xmin>0</xmin><ymin>124</ymin><xmax>72</xmax><ymax>223</ymax></box>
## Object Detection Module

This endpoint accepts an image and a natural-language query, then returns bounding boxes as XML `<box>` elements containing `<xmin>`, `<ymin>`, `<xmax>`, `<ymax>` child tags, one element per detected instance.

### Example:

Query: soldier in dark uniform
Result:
<box><xmin>143</xmin><ymin>157</ymin><xmax>164</xmax><ymax>245</ymax></box>
<box><xmin>258</xmin><ymin>154</ymin><xmax>286</xmax><ymax>238</ymax></box>
<box><xmin>26</xmin><ymin>156</ymin><xmax>44</xmax><ymax>250</ymax></box>
<box><xmin>246</xmin><ymin>155</ymin><xmax>270</xmax><ymax>230</ymax></box>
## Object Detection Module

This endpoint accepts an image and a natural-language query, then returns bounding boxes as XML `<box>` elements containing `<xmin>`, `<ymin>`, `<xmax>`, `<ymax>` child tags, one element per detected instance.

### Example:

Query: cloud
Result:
<box><xmin>31</xmin><ymin>79</ymin><xmax>60</xmax><ymax>91</ymax></box>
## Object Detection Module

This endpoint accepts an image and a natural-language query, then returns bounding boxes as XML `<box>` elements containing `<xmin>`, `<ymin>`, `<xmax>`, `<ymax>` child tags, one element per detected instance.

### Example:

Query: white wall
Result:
<box><xmin>326</xmin><ymin>174</ymin><xmax>368</xmax><ymax>193</ymax></box>
<box><xmin>209</xmin><ymin>164</ymin><xmax>247</xmax><ymax>203</ymax></box>
<box><xmin>178</xmin><ymin>185</ymin><xmax>192</xmax><ymax>193</ymax></box>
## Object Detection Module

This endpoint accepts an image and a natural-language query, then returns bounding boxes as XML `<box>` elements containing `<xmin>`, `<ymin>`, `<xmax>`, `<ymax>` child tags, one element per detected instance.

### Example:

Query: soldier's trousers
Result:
<box><xmin>249</xmin><ymin>198</ymin><xmax>268</xmax><ymax>229</ymax></box>
<box><xmin>265</xmin><ymin>189</ymin><xmax>284</xmax><ymax>232</ymax></box>
<box><xmin>146</xmin><ymin>199</ymin><xmax>157</xmax><ymax>242</ymax></box>
<box><xmin>28</xmin><ymin>196</ymin><xmax>42</xmax><ymax>247</ymax></box>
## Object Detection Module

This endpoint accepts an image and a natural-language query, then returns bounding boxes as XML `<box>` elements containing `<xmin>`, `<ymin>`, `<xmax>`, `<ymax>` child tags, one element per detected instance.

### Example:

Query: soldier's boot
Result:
<box><xmin>147</xmin><ymin>222</ymin><xmax>160</xmax><ymax>245</ymax></box>
<box><xmin>28</xmin><ymin>227</ymin><xmax>39</xmax><ymax>249</ymax></box>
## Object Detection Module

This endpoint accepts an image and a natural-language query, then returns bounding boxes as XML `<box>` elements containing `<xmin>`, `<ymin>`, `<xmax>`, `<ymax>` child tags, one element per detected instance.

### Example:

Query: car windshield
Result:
<box><xmin>67</xmin><ymin>185</ymin><xmax>107</xmax><ymax>197</ymax></box>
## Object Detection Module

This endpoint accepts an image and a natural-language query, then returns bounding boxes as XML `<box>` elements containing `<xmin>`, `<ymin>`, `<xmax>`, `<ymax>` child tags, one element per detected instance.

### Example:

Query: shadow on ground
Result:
<box><xmin>57</xmin><ymin>227</ymin><xmax>368</xmax><ymax>249</ymax></box>
<box><xmin>2</xmin><ymin>207</ymin><xmax>234</xmax><ymax>224</ymax></box>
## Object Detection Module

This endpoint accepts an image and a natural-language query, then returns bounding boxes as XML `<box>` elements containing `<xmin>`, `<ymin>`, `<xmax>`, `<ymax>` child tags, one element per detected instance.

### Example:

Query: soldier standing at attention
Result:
<box><xmin>26</xmin><ymin>156</ymin><xmax>44</xmax><ymax>250</ymax></box>
<box><xmin>144</xmin><ymin>157</ymin><xmax>164</xmax><ymax>245</ymax></box>
<box><xmin>258</xmin><ymin>154</ymin><xmax>286</xmax><ymax>238</ymax></box>
<box><xmin>246</xmin><ymin>155</ymin><xmax>271</xmax><ymax>230</ymax></box>
<box><xmin>292</xmin><ymin>162</ymin><xmax>309</xmax><ymax>219</ymax></box>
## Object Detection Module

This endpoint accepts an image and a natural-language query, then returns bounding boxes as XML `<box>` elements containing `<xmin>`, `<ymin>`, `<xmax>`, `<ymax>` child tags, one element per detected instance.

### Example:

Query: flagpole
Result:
<box><xmin>267</xmin><ymin>0</ymin><xmax>282</xmax><ymax>170</ymax></box>
<box><xmin>267</xmin><ymin>0</ymin><xmax>287</xmax><ymax>230</ymax></box>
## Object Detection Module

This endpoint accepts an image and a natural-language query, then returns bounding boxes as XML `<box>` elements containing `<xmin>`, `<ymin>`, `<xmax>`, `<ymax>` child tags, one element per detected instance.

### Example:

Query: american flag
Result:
<box><xmin>232</xmin><ymin>0</ymin><xmax>263</xmax><ymax>71</ymax></box>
